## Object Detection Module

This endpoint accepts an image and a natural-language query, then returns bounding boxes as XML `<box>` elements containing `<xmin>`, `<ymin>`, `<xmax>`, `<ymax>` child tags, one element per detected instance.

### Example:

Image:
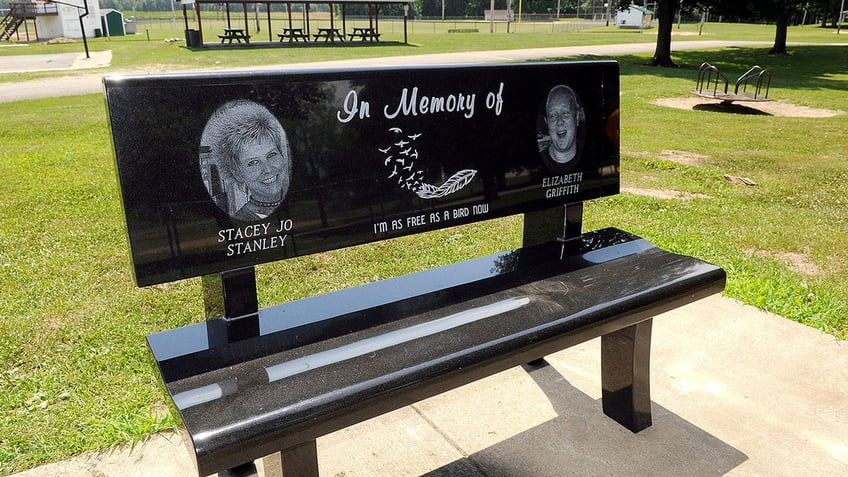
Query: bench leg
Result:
<box><xmin>278</xmin><ymin>440</ymin><xmax>318</xmax><ymax>477</ymax></box>
<box><xmin>218</xmin><ymin>462</ymin><xmax>258</xmax><ymax>477</ymax></box>
<box><xmin>601</xmin><ymin>319</ymin><xmax>653</xmax><ymax>432</ymax></box>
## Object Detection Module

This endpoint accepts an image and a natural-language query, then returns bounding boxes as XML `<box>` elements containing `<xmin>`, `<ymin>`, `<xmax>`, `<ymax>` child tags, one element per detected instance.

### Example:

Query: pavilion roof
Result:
<box><xmin>191</xmin><ymin>0</ymin><xmax>411</xmax><ymax>4</ymax></box>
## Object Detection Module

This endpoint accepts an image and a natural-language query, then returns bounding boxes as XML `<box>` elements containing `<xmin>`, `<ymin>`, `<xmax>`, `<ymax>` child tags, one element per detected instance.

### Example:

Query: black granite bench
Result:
<box><xmin>104</xmin><ymin>61</ymin><xmax>725</xmax><ymax>477</ymax></box>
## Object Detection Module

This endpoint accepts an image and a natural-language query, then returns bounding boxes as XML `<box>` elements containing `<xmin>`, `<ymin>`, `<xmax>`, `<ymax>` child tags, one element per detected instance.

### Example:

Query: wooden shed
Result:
<box><xmin>100</xmin><ymin>8</ymin><xmax>125</xmax><ymax>36</ymax></box>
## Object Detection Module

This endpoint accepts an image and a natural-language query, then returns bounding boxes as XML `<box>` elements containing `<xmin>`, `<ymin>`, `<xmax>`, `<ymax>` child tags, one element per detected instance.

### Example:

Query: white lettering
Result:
<box><xmin>275</xmin><ymin>219</ymin><xmax>293</xmax><ymax>233</ymax></box>
<box><xmin>485</xmin><ymin>82</ymin><xmax>505</xmax><ymax>116</ymax></box>
<box><xmin>384</xmin><ymin>87</ymin><xmax>477</xmax><ymax>120</ymax></box>
<box><xmin>337</xmin><ymin>90</ymin><xmax>370</xmax><ymax>123</ymax></box>
<box><xmin>384</xmin><ymin>87</ymin><xmax>418</xmax><ymax>119</ymax></box>
<box><xmin>226</xmin><ymin>234</ymin><xmax>289</xmax><ymax>257</ymax></box>
<box><xmin>219</xmin><ymin>220</ymin><xmax>294</xmax><ymax>256</ymax></box>
<box><xmin>545</xmin><ymin>184</ymin><xmax>580</xmax><ymax>198</ymax></box>
<box><xmin>542</xmin><ymin>172</ymin><xmax>584</xmax><ymax>188</ymax></box>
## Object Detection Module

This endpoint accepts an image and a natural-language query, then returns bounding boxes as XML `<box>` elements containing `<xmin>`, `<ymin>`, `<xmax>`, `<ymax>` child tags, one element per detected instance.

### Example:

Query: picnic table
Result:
<box><xmin>278</xmin><ymin>28</ymin><xmax>309</xmax><ymax>42</ymax></box>
<box><xmin>218</xmin><ymin>28</ymin><xmax>250</xmax><ymax>44</ymax></box>
<box><xmin>348</xmin><ymin>27</ymin><xmax>381</xmax><ymax>42</ymax></box>
<box><xmin>313</xmin><ymin>27</ymin><xmax>344</xmax><ymax>42</ymax></box>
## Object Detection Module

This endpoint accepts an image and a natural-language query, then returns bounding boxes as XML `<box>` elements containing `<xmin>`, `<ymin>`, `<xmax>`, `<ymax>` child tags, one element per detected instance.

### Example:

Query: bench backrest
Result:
<box><xmin>105</xmin><ymin>61</ymin><xmax>620</xmax><ymax>288</ymax></box>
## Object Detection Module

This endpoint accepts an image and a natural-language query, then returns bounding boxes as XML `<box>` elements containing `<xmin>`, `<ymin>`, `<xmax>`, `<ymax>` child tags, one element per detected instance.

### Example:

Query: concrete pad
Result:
<box><xmin>358</xmin><ymin>294</ymin><xmax>847</xmax><ymax>476</ymax></box>
<box><xmin>413</xmin><ymin>367</ymin><xmax>559</xmax><ymax>455</ymax></box>
<box><xmin>649</xmin><ymin>296</ymin><xmax>848</xmax><ymax>475</ymax></box>
<box><xmin>0</xmin><ymin>52</ymin><xmax>80</xmax><ymax>73</ymax></box>
<box><xmin>70</xmin><ymin>50</ymin><xmax>112</xmax><ymax>70</ymax></box>
<box><xmin>0</xmin><ymin>51</ymin><xmax>111</xmax><ymax>74</ymax></box>
<box><xmin>13</xmin><ymin>295</ymin><xmax>847</xmax><ymax>477</ymax></box>
<box><xmin>11</xmin><ymin>432</ymin><xmax>196</xmax><ymax>477</ymax></box>
<box><xmin>511</xmin><ymin>295</ymin><xmax>846</xmax><ymax>476</ymax></box>
<box><xmin>422</xmin><ymin>368</ymin><xmax>748</xmax><ymax>476</ymax></box>
<box><xmin>319</xmin><ymin>406</ymin><xmax>478</xmax><ymax>477</ymax></box>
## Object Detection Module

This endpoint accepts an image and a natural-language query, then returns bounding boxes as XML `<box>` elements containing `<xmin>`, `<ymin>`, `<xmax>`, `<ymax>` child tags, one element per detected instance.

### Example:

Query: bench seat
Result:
<box><xmin>148</xmin><ymin>228</ymin><xmax>725</xmax><ymax>475</ymax></box>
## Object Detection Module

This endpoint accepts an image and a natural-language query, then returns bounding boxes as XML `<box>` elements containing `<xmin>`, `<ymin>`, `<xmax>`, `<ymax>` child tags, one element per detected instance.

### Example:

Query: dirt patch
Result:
<box><xmin>628</xmin><ymin>149</ymin><xmax>709</xmax><ymax>166</ymax></box>
<box><xmin>723</xmin><ymin>174</ymin><xmax>758</xmax><ymax>186</ymax></box>
<box><xmin>45</xmin><ymin>37</ymin><xmax>76</xmax><ymax>45</ymax></box>
<box><xmin>658</xmin><ymin>149</ymin><xmax>709</xmax><ymax>166</ymax></box>
<box><xmin>653</xmin><ymin>97</ymin><xmax>845</xmax><ymax>118</ymax></box>
<box><xmin>747</xmin><ymin>249</ymin><xmax>822</xmax><ymax>276</ymax></box>
<box><xmin>622</xmin><ymin>187</ymin><xmax>712</xmax><ymax>200</ymax></box>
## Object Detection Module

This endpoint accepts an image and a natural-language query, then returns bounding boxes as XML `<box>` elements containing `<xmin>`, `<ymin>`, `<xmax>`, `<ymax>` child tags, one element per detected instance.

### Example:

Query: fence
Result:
<box><xmin>131</xmin><ymin>13</ymin><xmax>607</xmax><ymax>37</ymax></box>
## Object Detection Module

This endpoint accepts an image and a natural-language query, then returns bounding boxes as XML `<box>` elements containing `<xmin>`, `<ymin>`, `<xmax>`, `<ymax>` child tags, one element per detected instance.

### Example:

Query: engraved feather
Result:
<box><xmin>416</xmin><ymin>169</ymin><xmax>477</xmax><ymax>199</ymax></box>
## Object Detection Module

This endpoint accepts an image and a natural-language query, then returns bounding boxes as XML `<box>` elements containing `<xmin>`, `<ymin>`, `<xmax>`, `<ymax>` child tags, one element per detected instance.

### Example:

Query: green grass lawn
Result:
<box><xmin>1</xmin><ymin>22</ymin><xmax>847</xmax><ymax>475</ymax></box>
<box><xmin>0</xmin><ymin>20</ymin><xmax>843</xmax><ymax>81</ymax></box>
<box><xmin>604</xmin><ymin>46</ymin><xmax>848</xmax><ymax>337</ymax></box>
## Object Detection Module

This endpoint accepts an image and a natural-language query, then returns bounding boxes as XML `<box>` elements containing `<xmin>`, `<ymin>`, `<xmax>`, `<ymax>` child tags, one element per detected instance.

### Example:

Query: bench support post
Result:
<box><xmin>563</xmin><ymin>202</ymin><xmax>583</xmax><ymax>239</ymax></box>
<box><xmin>217</xmin><ymin>462</ymin><xmax>258</xmax><ymax>477</ymax></box>
<box><xmin>202</xmin><ymin>266</ymin><xmax>260</xmax><ymax>343</ymax></box>
<box><xmin>601</xmin><ymin>319</ymin><xmax>653</xmax><ymax>432</ymax></box>
<box><xmin>523</xmin><ymin>202</ymin><xmax>583</xmax><ymax>247</ymax></box>
<box><xmin>277</xmin><ymin>440</ymin><xmax>318</xmax><ymax>477</ymax></box>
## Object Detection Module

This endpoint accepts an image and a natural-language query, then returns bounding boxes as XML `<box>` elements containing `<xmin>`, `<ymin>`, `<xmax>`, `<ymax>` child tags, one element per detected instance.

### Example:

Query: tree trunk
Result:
<box><xmin>650</xmin><ymin>0</ymin><xmax>679</xmax><ymax>67</ymax></box>
<box><xmin>770</xmin><ymin>12</ymin><xmax>789</xmax><ymax>55</ymax></box>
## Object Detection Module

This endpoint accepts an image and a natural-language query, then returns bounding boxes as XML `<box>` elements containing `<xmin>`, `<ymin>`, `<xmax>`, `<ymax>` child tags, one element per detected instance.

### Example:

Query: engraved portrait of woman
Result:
<box><xmin>200</xmin><ymin>100</ymin><xmax>292</xmax><ymax>221</ymax></box>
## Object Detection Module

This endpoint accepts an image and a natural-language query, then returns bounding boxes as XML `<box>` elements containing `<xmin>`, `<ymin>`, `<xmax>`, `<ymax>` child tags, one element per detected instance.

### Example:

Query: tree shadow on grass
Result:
<box><xmin>608</xmin><ymin>45</ymin><xmax>848</xmax><ymax>93</ymax></box>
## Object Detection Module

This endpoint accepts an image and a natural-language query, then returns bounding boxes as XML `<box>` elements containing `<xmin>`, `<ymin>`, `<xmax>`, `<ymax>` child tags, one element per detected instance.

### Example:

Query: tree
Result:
<box><xmin>770</xmin><ymin>6</ymin><xmax>791</xmax><ymax>54</ymax></box>
<box><xmin>614</xmin><ymin>0</ymin><xmax>680</xmax><ymax>67</ymax></box>
<box><xmin>706</xmin><ymin>0</ymin><xmax>808</xmax><ymax>55</ymax></box>
<box><xmin>649</xmin><ymin>0</ymin><xmax>681</xmax><ymax>66</ymax></box>
<box><xmin>811</xmin><ymin>0</ymin><xmax>843</xmax><ymax>28</ymax></box>
<box><xmin>764</xmin><ymin>1</ymin><xmax>808</xmax><ymax>54</ymax></box>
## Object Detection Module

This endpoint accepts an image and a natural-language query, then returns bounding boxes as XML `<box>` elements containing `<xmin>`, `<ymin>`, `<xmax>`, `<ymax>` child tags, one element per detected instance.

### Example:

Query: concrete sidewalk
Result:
<box><xmin>0</xmin><ymin>50</ymin><xmax>112</xmax><ymax>74</ymax></box>
<box><xmin>0</xmin><ymin>40</ymin><xmax>774</xmax><ymax>103</ymax></box>
<box><xmin>13</xmin><ymin>295</ymin><xmax>847</xmax><ymax>476</ymax></box>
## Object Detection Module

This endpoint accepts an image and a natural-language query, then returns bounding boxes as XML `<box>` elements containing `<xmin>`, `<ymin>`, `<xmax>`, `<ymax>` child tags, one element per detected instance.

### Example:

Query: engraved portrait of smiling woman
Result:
<box><xmin>200</xmin><ymin>100</ymin><xmax>292</xmax><ymax>221</ymax></box>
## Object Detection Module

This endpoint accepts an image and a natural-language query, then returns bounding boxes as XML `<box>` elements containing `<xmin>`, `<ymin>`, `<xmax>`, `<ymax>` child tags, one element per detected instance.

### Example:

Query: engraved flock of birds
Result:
<box><xmin>379</xmin><ymin>127</ymin><xmax>477</xmax><ymax>199</ymax></box>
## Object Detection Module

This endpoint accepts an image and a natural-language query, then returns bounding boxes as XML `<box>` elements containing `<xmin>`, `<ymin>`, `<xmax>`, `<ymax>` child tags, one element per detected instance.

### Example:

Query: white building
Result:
<box><xmin>616</xmin><ymin>5</ymin><xmax>653</xmax><ymax>29</ymax></box>
<box><xmin>40</xmin><ymin>0</ymin><xmax>103</xmax><ymax>38</ymax></box>
<box><xmin>1</xmin><ymin>0</ymin><xmax>103</xmax><ymax>41</ymax></box>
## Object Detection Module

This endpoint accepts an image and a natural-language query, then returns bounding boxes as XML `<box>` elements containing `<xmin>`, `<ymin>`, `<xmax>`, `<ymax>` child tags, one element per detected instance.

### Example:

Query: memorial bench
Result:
<box><xmin>104</xmin><ymin>61</ymin><xmax>726</xmax><ymax>477</ymax></box>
